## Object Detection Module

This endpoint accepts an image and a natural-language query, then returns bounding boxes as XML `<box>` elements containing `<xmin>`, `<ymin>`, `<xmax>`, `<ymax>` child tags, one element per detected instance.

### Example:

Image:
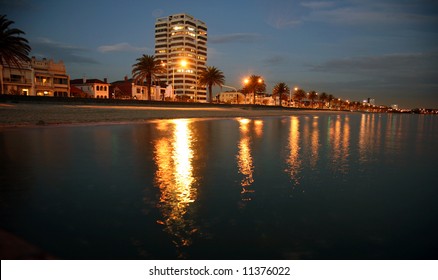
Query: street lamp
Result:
<box><xmin>243</xmin><ymin>78</ymin><xmax>249</xmax><ymax>104</ymax></box>
<box><xmin>290</xmin><ymin>86</ymin><xmax>298</xmax><ymax>107</ymax></box>
<box><xmin>255</xmin><ymin>78</ymin><xmax>263</xmax><ymax>104</ymax></box>
<box><xmin>243</xmin><ymin>77</ymin><xmax>263</xmax><ymax>104</ymax></box>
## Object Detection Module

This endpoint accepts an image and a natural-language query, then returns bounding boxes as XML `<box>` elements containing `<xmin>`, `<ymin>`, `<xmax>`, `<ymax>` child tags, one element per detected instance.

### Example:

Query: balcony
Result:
<box><xmin>3</xmin><ymin>77</ymin><xmax>32</xmax><ymax>85</ymax></box>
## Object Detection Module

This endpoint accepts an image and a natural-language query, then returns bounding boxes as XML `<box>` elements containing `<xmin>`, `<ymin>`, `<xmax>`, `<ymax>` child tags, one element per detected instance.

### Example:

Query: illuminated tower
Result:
<box><xmin>155</xmin><ymin>13</ymin><xmax>207</xmax><ymax>102</ymax></box>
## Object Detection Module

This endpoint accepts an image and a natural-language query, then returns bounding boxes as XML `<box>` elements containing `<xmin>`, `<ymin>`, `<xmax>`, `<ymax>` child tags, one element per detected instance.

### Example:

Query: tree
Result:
<box><xmin>319</xmin><ymin>92</ymin><xmax>328</xmax><ymax>109</ymax></box>
<box><xmin>272</xmin><ymin>82</ymin><xmax>289</xmax><ymax>106</ymax></box>
<box><xmin>293</xmin><ymin>88</ymin><xmax>306</xmax><ymax>108</ymax></box>
<box><xmin>0</xmin><ymin>15</ymin><xmax>31</xmax><ymax>94</ymax></box>
<box><xmin>308</xmin><ymin>90</ymin><xmax>318</xmax><ymax>108</ymax></box>
<box><xmin>243</xmin><ymin>75</ymin><xmax>266</xmax><ymax>104</ymax></box>
<box><xmin>327</xmin><ymin>94</ymin><xmax>335</xmax><ymax>109</ymax></box>
<box><xmin>132</xmin><ymin>54</ymin><xmax>164</xmax><ymax>100</ymax></box>
<box><xmin>199</xmin><ymin>66</ymin><xmax>225</xmax><ymax>103</ymax></box>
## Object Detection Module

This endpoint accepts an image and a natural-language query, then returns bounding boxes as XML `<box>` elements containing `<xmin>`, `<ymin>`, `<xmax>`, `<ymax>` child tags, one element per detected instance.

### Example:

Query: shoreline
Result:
<box><xmin>0</xmin><ymin>102</ymin><xmax>352</xmax><ymax>128</ymax></box>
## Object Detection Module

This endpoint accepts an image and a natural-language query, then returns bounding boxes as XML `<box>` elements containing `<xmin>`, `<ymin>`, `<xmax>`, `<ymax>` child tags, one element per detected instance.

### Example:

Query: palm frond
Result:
<box><xmin>0</xmin><ymin>15</ymin><xmax>31</xmax><ymax>69</ymax></box>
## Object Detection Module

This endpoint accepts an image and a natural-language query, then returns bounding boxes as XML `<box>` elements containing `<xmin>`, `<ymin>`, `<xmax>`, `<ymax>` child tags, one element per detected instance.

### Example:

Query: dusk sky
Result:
<box><xmin>3</xmin><ymin>0</ymin><xmax>438</xmax><ymax>108</ymax></box>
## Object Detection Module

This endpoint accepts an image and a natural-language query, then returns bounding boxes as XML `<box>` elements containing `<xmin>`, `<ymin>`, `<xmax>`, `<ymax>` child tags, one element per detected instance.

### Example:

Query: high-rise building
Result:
<box><xmin>155</xmin><ymin>13</ymin><xmax>207</xmax><ymax>102</ymax></box>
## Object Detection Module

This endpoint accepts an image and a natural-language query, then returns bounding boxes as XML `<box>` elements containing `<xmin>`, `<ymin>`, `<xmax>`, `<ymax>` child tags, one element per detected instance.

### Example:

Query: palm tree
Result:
<box><xmin>308</xmin><ymin>90</ymin><xmax>318</xmax><ymax>108</ymax></box>
<box><xmin>243</xmin><ymin>75</ymin><xmax>266</xmax><ymax>104</ymax></box>
<box><xmin>327</xmin><ymin>94</ymin><xmax>335</xmax><ymax>109</ymax></box>
<box><xmin>293</xmin><ymin>88</ymin><xmax>306</xmax><ymax>108</ymax></box>
<box><xmin>132</xmin><ymin>54</ymin><xmax>164</xmax><ymax>100</ymax></box>
<box><xmin>0</xmin><ymin>15</ymin><xmax>31</xmax><ymax>94</ymax></box>
<box><xmin>319</xmin><ymin>92</ymin><xmax>328</xmax><ymax>109</ymax></box>
<box><xmin>272</xmin><ymin>82</ymin><xmax>289</xmax><ymax>106</ymax></box>
<box><xmin>199</xmin><ymin>66</ymin><xmax>225</xmax><ymax>103</ymax></box>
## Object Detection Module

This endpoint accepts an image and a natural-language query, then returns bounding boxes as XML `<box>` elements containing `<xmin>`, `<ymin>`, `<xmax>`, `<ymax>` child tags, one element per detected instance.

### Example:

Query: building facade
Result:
<box><xmin>70</xmin><ymin>78</ymin><xmax>109</xmax><ymax>99</ymax></box>
<box><xmin>155</xmin><ymin>13</ymin><xmax>207</xmax><ymax>102</ymax></box>
<box><xmin>218</xmin><ymin>91</ymin><xmax>245</xmax><ymax>104</ymax></box>
<box><xmin>0</xmin><ymin>57</ymin><xmax>69</xmax><ymax>96</ymax></box>
<box><xmin>110</xmin><ymin>77</ymin><xmax>153</xmax><ymax>100</ymax></box>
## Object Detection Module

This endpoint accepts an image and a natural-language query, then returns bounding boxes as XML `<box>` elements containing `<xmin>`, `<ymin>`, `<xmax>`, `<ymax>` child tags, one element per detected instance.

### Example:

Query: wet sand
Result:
<box><xmin>0</xmin><ymin>103</ymin><xmax>320</xmax><ymax>127</ymax></box>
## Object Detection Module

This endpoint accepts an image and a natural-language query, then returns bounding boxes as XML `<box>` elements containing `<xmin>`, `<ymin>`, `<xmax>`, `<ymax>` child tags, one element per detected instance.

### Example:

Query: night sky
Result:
<box><xmin>3</xmin><ymin>0</ymin><xmax>438</xmax><ymax>108</ymax></box>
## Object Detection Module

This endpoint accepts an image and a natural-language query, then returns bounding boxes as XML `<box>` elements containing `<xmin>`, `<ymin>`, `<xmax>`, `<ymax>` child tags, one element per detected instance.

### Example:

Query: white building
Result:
<box><xmin>70</xmin><ymin>78</ymin><xmax>109</xmax><ymax>98</ymax></box>
<box><xmin>218</xmin><ymin>92</ymin><xmax>245</xmax><ymax>104</ymax></box>
<box><xmin>155</xmin><ymin>13</ymin><xmax>207</xmax><ymax>102</ymax></box>
<box><xmin>110</xmin><ymin>77</ymin><xmax>158</xmax><ymax>100</ymax></box>
<box><xmin>0</xmin><ymin>57</ymin><xmax>69</xmax><ymax>96</ymax></box>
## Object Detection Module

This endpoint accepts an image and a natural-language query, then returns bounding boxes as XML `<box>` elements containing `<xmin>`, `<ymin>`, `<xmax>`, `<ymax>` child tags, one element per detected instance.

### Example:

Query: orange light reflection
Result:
<box><xmin>236</xmin><ymin>118</ymin><xmax>255</xmax><ymax>201</ymax></box>
<box><xmin>286</xmin><ymin>116</ymin><xmax>301</xmax><ymax>186</ymax></box>
<box><xmin>153</xmin><ymin>119</ymin><xmax>198</xmax><ymax>252</ymax></box>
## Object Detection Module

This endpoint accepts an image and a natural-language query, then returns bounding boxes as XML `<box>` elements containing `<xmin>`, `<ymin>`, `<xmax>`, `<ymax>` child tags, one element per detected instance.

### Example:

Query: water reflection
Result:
<box><xmin>359</xmin><ymin>114</ymin><xmax>382</xmax><ymax>163</ymax></box>
<box><xmin>327</xmin><ymin>115</ymin><xmax>350</xmax><ymax>174</ymax></box>
<box><xmin>1</xmin><ymin>114</ymin><xmax>437</xmax><ymax>260</ymax></box>
<box><xmin>236</xmin><ymin>118</ymin><xmax>255</xmax><ymax>200</ymax></box>
<box><xmin>153</xmin><ymin>119</ymin><xmax>198</xmax><ymax>253</ymax></box>
<box><xmin>254</xmin><ymin>119</ymin><xmax>264</xmax><ymax>138</ymax></box>
<box><xmin>310</xmin><ymin>116</ymin><xmax>320</xmax><ymax>169</ymax></box>
<box><xmin>385</xmin><ymin>114</ymin><xmax>403</xmax><ymax>156</ymax></box>
<box><xmin>286</xmin><ymin>116</ymin><xmax>301</xmax><ymax>186</ymax></box>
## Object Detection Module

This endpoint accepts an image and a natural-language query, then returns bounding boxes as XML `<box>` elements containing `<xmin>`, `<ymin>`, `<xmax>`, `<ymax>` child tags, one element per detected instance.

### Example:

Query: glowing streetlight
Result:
<box><xmin>290</xmin><ymin>86</ymin><xmax>299</xmax><ymax>107</ymax></box>
<box><xmin>243</xmin><ymin>76</ymin><xmax>263</xmax><ymax>104</ymax></box>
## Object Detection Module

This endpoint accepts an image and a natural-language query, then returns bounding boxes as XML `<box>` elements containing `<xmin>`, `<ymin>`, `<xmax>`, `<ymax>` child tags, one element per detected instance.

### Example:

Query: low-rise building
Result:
<box><xmin>218</xmin><ymin>91</ymin><xmax>245</xmax><ymax>104</ymax></box>
<box><xmin>110</xmin><ymin>77</ymin><xmax>150</xmax><ymax>100</ymax></box>
<box><xmin>0</xmin><ymin>61</ymin><xmax>32</xmax><ymax>95</ymax></box>
<box><xmin>0</xmin><ymin>57</ymin><xmax>69</xmax><ymax>96</ymax></box>
<box><xmin>32</xmin><ymin>57</ymin><xmax>69</xmax><ymax>97</ymax></box>
<box><xmin>70</xmin><ymin>78</ymin><xmax>109</xmax><ymax>98</ymax></box>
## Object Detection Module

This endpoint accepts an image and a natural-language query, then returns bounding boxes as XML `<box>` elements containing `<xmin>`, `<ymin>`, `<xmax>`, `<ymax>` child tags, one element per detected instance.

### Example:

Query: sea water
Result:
<box><xmin>1</xmin><ymin>112</ymin><xmax>437</xmax><ymax>259</ymax></box>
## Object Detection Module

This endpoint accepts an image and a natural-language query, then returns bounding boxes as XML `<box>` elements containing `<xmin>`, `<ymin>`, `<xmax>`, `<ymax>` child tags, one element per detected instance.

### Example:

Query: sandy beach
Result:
<box><xmin>0</xmin><ymin>102</ymin><xmax>322</xmax><ymax>127</ymax></box>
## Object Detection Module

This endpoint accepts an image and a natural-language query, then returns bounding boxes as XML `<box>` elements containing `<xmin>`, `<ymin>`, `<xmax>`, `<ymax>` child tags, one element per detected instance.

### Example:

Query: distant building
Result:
<box><xmin>32</xmin><ymin>57</ymin><xmax>69</xmax><ymax>97</ymax></box>
<box><xmin>0</xmin><ymin>57</ymin><xmax>69</xmax><ymax>96</ymax></box>
<box><xmin>218</xmin><ymin>91</ymin><xmax>245</xmax><ymax>104</ymax></box>
<box><xmin>70</xmin><ymin>78</ymin><xmax>109</xmax><ymax>98</ymax></box>
<box><xmin>70</xmin><ymin>85</ymin><xmax>87</xmax><ymax>98</ymax></box>
<box><xmin>110</xmin><ymin>76</ymin><xmax>152</xmax><ymax>100</ymax></box>
<box><xmin>154</xmin><ymin>13</ymin><xmax>207</xmax><ymax>102</ymax></box>
<box><xmin>363</xmin><ymin>97</ymin><xmax>375</xmax><ymax>106</ymax></box>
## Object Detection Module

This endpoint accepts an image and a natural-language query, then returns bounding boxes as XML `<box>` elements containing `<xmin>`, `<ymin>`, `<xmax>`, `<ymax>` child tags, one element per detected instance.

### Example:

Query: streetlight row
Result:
<box><xmin>159</xmin><ymin>62</ymin><xmax>356</xmax><ymax>106</ymax></box>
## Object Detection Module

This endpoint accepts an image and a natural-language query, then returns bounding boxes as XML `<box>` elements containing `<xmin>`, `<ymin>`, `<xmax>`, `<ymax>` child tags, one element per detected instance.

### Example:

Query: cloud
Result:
<box><xmin>209</xmin><ymin>33</ymin><xmax>262</xmax><ymax>44</ymax></box>
<box><xmin>262</xmin><ymin>54</ymin><xmax>290</xmax><ymax>66</ymax></box>
<box><xmin>300</xmin><ymin>1</ymin><xmax>335</xmax><ymax>9</ymax></box>
<box><xmin>265</xmin><ymin>2</ymin><xmax>302</xmax><ymax>29</ymax></box>
<box><xmin>311</xmin><ymin>52</ymin><xmax>438</xmax><ymax>87</ymax></box>
<box><xmin>97</xmin><ymin>42</ymin><xmax>148</xmax><ymax>53</ymax></box>
<box><xmin>303</xmin><ymin>2</ymin><xmax>438</xmax><ymax>26</ymax></box>
<box><xmin>0</xmin><ymin>0</ymin><xmax>36</xmax><ymax>11</ymax></box>
<box><xmin>268</xmin><ymin>17</ymin><xmax>301</xmax><ymax>29</ymax></box>
<box><xmin>31</xmin><ymin>37</ymin><xmax>99</xmax><ymax>64</ymax></box>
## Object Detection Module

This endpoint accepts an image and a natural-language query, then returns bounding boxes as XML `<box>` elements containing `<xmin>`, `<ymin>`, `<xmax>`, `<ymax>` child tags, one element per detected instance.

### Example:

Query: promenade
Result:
<box><xmin>0</xmin><ymin>99</ymin><xmax>320</xmax><ymax>127</ymax></box>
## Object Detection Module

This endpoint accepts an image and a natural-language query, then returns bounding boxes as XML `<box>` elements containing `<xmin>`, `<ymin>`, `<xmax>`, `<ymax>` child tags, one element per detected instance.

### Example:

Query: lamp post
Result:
<box><xmin>243</xmin><ymin>78</ymin><xmax>249</xmax><ymax>104</ymax></box>
<box><xmin>243</xmin><ymin>77</ymin><xmax>263</xmax><ymax>105</ymax></box>
<box><xmin>221</xmin><ymin>84</ymin><xmax>237</xmax><ymax>92</ymax></box>
<box><xmin>255</xmin><ymin>78</ymin><xmax>262</xmax><ymax>104</ymax></box>
<box><xmin>290</xmin><ymin>87</ymin><xmax>298</xmax><ymax>107</ymax></box>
